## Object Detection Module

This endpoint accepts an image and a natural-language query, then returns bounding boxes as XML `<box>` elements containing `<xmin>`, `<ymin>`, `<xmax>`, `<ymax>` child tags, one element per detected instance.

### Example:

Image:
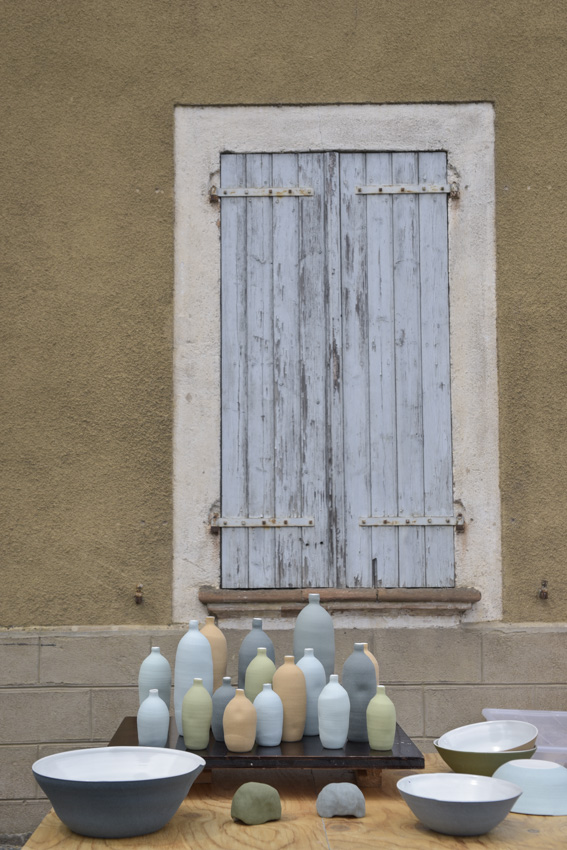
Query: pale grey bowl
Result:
<box><xmin>32</xmin><ymin>746</ymin><xmax>205</xmax><ymax>838</ymax></box>
<box><xmin>397</xmin><ymin>772</ymin><xmax>522</xmax><ymax>836</ymax></box>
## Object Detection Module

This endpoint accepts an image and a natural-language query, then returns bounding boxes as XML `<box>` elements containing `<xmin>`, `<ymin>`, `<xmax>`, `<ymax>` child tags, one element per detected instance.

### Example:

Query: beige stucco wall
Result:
<box><xmin>2</xmin><ymin>0</ymin><xmax>567</xmax><ymax>625</ymax></box>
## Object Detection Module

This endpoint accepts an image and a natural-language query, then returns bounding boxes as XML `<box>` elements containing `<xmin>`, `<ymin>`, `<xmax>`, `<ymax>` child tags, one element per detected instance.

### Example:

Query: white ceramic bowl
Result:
<box><xmin>493</xmin><ymin>759</ymin><xmax>567</xmax><ymax>815</ymax></box>
<box><xmin>397</xmin><ymin>772</ymin><xmax>522</xmax><ymax>836</ymax></box>
<box><xmin>437</xmin><ymin>720</ymin><xmax>538</xmax><ymax>753</ymax></box>
<box><xmin>32</xmin><ymin>746</ymin><xmax>205</xmax><ymax>838</ymax></box>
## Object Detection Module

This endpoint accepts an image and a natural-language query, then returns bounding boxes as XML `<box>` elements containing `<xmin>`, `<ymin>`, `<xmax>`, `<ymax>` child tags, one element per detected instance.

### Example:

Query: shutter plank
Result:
<box><xmin>393</xmin><ymin>153</ymin><xmax>426</xmax><ymax>586</ymax></box>
<box><xmin>246</xmin><ymin>154</ymin><xmax>276</xmax><ymax>586</ymax></box>
<box><xmin>298</xmin><ymin>153</ymin><xmax>329</xmax><ymax>586</ymax></box>
<box><xmin>341</xmin><ymin>153</ymin><xmax>372</xmax><ymax>587</ymax></box>
<box><xmin>366</xmin><ymin>153</ymin><xmax>399</xmax><ymax>586</ymax></box>
<box><xmin>419</xmin><ymin>152</ymin><xmax>454</xmax><ymax>587</ymax></box>
<box><xmin>272</xmin><ymin>153</ymin><xmax>302</xmax><ymax>586</ymax></box>
<box><xmin>220</xmin><ymin>154</ymin><xmax>249</xmax><ymax>587</ymax></box>
<box><xmin>325</xmin><ymin>152</ymin><xmax>345</xmax><ymax>587</ymax></box>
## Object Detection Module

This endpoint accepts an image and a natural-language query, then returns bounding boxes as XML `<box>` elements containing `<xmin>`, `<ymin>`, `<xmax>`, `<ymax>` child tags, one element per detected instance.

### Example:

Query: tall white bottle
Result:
<box><xmin>297</xmin><ymin>648</ymin><xmax>326</xmax><ymax>735</ymax></box>
<box><xmin>318</xmin><ymin>674</ymin><xmax>350</xmax><ymax>749</ymax></box>
<box><xmin>173</xmin><ymin>620</ymin><xmax>213</xmax><ymax>737</ymax></box>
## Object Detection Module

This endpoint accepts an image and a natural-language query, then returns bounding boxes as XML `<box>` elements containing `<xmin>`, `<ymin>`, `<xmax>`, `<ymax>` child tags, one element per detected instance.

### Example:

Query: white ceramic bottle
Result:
<box><xmin>297</xmin><ymin>648</ymin><xmax>326</xmax><ymax>735</ymax></box>
<box><xmin>318</xmin><ymin>674</ymin><xmax>350</xmax><ymax>749</ymax></box>
<box><xmin>254</xmin><ymin>683</ymin><xmax>284</xmax><ymax>747</ymax></box>
<box><xmin>138</xmin><ymin>646</ymin><xmax>172</xmax><ymax>708</ymax></box>
<box><xmin>137</xmin><ymin>688</ymin><xmax>170</xmax><ymax>747</ymax></box>
<box><xmin>173</xmin><ymin>620</ymin><xmax>214</xmax><ymax>736</ymax></box>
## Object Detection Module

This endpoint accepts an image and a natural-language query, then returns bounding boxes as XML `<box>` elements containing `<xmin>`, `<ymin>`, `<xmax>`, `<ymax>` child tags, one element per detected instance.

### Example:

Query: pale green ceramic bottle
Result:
<box><xmin>244</xmin><ymin>647</ymin><xmax>276</xmax><ymax>703</ymax></box>
<box><xmin>182</xmin><ymin>677</ymin><xmax>212</xmax><ymax>750</ymax></box>
<box><xmin>366</xmin><ymin>685</ymin><xmax>396</xmax><ymax>750</ymax></box>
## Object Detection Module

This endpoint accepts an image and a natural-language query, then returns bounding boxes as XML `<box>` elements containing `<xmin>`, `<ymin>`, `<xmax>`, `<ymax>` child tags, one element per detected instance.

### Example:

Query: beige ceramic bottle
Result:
<box><xmin>223</xmin><ymin>688</ymin><xmax>257</xmax><ymax>752</ymax></box>
<box><xmin>362</xmin><ymin>643</ymin><xmax>380</xmax><ymax>684</ymax></box>
<box><xmin>272</xmin><ymin>655</ymin><xmax>307</xmax><ymax>742</ymax></box>
<box><xmin>200</xmin><ymin>616</ymin><xmax>228</xmax><ymax>692</ymax></box>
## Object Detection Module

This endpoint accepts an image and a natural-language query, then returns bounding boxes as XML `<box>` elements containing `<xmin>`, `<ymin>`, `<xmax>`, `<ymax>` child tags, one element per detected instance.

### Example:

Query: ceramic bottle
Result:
<box><xmin>366</xmin><ymin>685</ymin><xmax>396</xmax><ymax>750</ymax></box>
<box><xmin>137</xmin><ymin>688</ymin><xmax>170</xmax><ymax>747</ymax></box>
<box><xmin>174</xmin><ymin>620</ymin><xmax>214</xmax><ymax>736</ymax></box>
<box><xmin>200</xmin><ymin>616</ymin><xmax>228</xmax><ymax>692</ymax></box>
<box><xmin>296</xmin><ymin>648</ymin><xmax>326</xmax><ymax>736</ymax></box>
<box><xmin>238</xmin><ymin>619</ymin><xmax>276</xmax><ymax>688</ymax></box>
<box><xmin>223</xmin><ymin>689</ymin><xmax>257</xmax><ymax>752</ymax></box>
<box><xmin>293</xmin><ymin>593</ymin><xmax>335</xmax><ymax>681</ymax></box>
<box><xmin>254</xmin><ymin>683</ymin><xmax>284</xmax><ymax>747</ymax></box>
<box><xmin>181</xmin><ymin>677</ymin><xmax>213</xmax><ymax>750</ymax></box>
<box><xmin>318</xmin><ymin>674</ymin><xmax>350</xmax><ymax>749</ymax></box>
<box><xmin>138</xmin><ymin>646</ymin><xmax>172</xmax><ymax>708</ymax></box>
<box><xmin>362</xmin><ymin>642</ymin><xmax>379</xmax><ymax>685</ymax></box>
<box><xmin>272</xmin><ymin>655</ymin><xmax>306</xmax><ymax>742</ymax></box>
<box><xmin>341</xmin><ymin>642</ymin><xmax>377</xmax><ymax>742</ymax></box>
<box><xmin>211</xmin><ymin>676</ymin><xmax>236</xmax><ymax>741</ymax></box>
<box><xmin>244</xmin><ymin>647</ymin><xmax>276</xmax><ymax>703</ymax></box>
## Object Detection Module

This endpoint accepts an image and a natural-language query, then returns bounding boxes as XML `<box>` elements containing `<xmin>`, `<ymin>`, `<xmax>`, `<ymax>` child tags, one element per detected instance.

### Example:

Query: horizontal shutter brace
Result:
<box><xmin>360</xmin><ymin>514</ymin><xmax>464</xmax><ymax>531</ymax></box>
<box><xmin>211</xmin><ymin>186</ymin><xmax>314</xmax><ymax>198</ymax></box>
<box><xmin>355</xmin><ymin>183</ymin><xmax>458</xmax><ymax>195</ymax></box>
<box><xmin>211</xmin><ymin>516</ymin><xmax>315</xmax><ymax>528</ymax></box>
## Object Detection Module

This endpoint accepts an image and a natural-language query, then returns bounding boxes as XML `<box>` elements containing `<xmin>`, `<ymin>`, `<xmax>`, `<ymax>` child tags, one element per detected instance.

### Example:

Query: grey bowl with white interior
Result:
<box><xmin>32</xmin><ymin>746</ymin><xmax>205</xmax><ymax>838</ymax></box>
<box><xmin>397</xmin><ymin>772</ymin><xmax>522</xmax><ymax>836</ymax></box>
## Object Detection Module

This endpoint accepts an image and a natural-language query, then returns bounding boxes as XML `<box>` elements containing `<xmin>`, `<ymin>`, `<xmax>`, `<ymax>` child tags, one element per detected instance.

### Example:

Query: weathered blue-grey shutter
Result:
<box><xmin>219</xmin><ymin>151</ymin><xmax>453</xmax><ymax>588</ymax></box>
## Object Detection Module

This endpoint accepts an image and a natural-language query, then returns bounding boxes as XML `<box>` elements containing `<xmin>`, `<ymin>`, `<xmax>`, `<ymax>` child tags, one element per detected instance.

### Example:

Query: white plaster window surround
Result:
<box><xmin>174</xmin><ymin>104</ymin><xmax>499</xmax><ymax>627</ymax></box>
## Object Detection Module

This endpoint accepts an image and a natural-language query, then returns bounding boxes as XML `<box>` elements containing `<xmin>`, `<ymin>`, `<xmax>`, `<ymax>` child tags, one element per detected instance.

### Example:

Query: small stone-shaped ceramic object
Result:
<box><xmin>244</xmin><ymin>647</ymin><xmax>276</xmax><ymax>703</ymax></box>
<box><xmin>316</xmin><ymin>783</ymin><xmax>366</xmax><ymax>818</ymax></box>
<box><xmin>231</xmin><ymin>782</ymin><xmax>281</xmax><ymax>825</ymax></box>
<box><xmin>200</xmin><ymin>616</ymin><xmax>228</xmax><ymax>692</ymax></box>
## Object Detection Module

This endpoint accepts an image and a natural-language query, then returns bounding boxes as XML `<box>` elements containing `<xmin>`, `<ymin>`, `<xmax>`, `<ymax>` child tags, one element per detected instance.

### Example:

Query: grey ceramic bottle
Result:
<box><xmin>293</xmin><ymin>593</ymin><xmax>335</xmax><ymax>681</ymax></box>
<box><xmin>341</xmin><ymin>642</ymin><xmax>377</xmax><ymax>742</ymax></box>
<box><xmin>211</xmin><ymin>676</ymin><xmax>236</xmax><ymax>741</ymax></box>
<box><xmin>237</xmin><ymin>619</ymin><xmax>276</xmax><ymax>688</ymax></box>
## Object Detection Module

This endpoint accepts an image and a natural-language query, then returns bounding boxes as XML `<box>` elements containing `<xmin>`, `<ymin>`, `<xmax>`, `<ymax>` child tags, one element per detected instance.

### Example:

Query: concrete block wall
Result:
<box><xmin>1</xmin><ymin>623</ymin><xmax>566</xmax><ymax>835</ymax></box>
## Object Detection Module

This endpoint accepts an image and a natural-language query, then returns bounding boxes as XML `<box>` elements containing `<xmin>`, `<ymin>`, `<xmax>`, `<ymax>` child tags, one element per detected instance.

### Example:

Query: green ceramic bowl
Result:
<box><xmin>434</xmin><ymin>741</ymin><xmax>536</xmax><ymax>776</ymax></box>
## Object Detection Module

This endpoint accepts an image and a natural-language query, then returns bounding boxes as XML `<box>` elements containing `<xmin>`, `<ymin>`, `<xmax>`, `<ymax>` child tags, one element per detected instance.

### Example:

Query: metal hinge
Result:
<box><xmin>355</xmin><ymin>183</ymin><xmax>458</xmax><ymax>196</ymax></box>
<box><xmin>210</xmin><ymin>516</ymin><xmax>315</xmax><ymax>528</ymax></box>
<box><xmin>360</xmin><ymin>513</ymin><xmax>465</xmax><ymax>530</ymax></box>
<box><xmin>211</xmin><ymin>186</ymin><xmax>314</xmax><ymax>199</ymax></box>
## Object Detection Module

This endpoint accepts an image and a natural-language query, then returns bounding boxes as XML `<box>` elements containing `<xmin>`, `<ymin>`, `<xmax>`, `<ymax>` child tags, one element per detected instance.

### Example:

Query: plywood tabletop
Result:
<box><xmin>26</xmin><ymin>756</ymin><xmax>567</xmax><ymax>850</ymax></box>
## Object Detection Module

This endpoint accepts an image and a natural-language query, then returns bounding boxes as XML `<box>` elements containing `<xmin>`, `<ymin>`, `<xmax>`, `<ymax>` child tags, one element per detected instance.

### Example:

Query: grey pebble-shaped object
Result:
<box><xmin>316</xmin><ymin>782</ymin><xmax>366</xmax><ymax>818</ymax></box>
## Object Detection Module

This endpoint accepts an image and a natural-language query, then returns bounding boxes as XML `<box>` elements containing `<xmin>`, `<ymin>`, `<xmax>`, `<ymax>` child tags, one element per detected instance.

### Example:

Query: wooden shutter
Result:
<box><xmin>219</xmin><ymin>151</ymin><xmax>454</xmax><ymax>588</ymax></box>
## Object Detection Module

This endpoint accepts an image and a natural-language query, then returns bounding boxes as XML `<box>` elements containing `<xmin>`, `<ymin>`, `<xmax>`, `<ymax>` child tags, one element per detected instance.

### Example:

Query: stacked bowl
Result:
<box><xmin>434</xmin><ymin>720</ymin><xmax>538</xmax><ymax>776</ymax></box>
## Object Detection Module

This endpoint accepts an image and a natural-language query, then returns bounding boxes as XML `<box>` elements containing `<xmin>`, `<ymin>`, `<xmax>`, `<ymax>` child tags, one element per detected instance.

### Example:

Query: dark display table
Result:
<box><xmin>109</xmin><ymin>716</ymin><xmax>424</xmax><ymax>771</ymax></box>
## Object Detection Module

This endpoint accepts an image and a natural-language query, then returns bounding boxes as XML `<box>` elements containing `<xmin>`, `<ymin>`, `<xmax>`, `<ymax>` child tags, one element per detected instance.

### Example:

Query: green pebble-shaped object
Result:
<box><xmin>231</xmin><ymin>782</ymin><xmax>282</xmax><ymax>825</ymax></box>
